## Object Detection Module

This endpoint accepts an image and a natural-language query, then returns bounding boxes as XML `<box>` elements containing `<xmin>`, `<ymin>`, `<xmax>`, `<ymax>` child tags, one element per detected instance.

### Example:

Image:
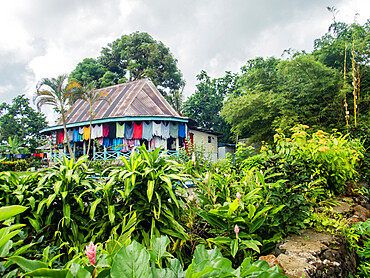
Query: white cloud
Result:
<box><xmin>0</xmin><ymin>0</ymin><xmax>369</xmax><ymax>122</ymax></box>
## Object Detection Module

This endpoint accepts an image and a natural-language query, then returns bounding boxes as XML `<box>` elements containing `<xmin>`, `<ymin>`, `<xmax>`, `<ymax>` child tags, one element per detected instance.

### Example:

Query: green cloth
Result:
<box><xmin>116</xmin><ymin>122</ymin><xmax>125</xmax><ymax>138</ymax></box>
<box><xmin>169</xmin><ymin>122</ymin><xmax>178</xmax><ymax>138</ymax></box>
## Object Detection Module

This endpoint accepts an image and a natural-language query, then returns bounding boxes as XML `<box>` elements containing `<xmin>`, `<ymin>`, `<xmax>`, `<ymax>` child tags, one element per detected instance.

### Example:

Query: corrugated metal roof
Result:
<box><xmin>59</xmin><ymin>78</ymin><xmax>184</xmax><ymax>126</ymax></box>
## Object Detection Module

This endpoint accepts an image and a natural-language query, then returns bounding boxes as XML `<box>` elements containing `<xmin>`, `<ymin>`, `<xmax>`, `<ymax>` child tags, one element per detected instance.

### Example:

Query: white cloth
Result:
<box><xmin>79</xmin><ymin>127</ymin><xmax>84</xmax><ymax>135</ymax></box>
<box><xmin>91</xmin><ymin>124</ymin><xmax>103</xmax><ymax>139</ymax></box>
<box><xmin>161</xmin><ymin>122</ymin><xmax>170</xmax><ymax>139</ymax></box>
<box><xmin>67</xmin><ymin>129</ymin><xmax>73</xmax><ymax>141</ymax></box>
<box><xmin>153</xmin><ymin>122</ymin><xmax>162</xmax><ymax>137</ymax></box>
<box><xmin>154</xmin><ymin>136</ymin><xmax>165</xmax><ymax>149</ymax></box>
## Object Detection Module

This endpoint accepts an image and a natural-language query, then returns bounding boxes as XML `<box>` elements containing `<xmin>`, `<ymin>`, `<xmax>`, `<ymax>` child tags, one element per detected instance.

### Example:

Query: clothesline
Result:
<box><xmin>51</xmin><ymin>121</ymin><xmax>187</xmax><ymax>144</ymax></box>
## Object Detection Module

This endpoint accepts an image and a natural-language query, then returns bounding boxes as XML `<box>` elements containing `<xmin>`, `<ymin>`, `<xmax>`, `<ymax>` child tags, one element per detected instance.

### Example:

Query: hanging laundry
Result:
<box><xmin>178</xmin><ymin>123</ymin><xmax>186</xmax><ymax>138</ymax></box>
<box><xmin>149</xmin><ymin>138</ymin><xmax>156</xmax><ymax>151</ymax></box>
<box><xmin>154</xmin><ymin>136</ymin><xmax>165</xmax><ymax>149</ymax></box>
<box><xmin>73</xmin><ymin>128</ymin><xmax>79</xmax><ymax>142</ymax></box>
<box><xmin>103</xmin><ymin>124</ymin><xmax>109</xmax><ymax>137</ymax></box>
<box><xmin>153</xmin><ymin>122</ymin><xmax>162</xmax><ymax>137</ymax></box>
<box><xmin>116</xmin><ymin>122</ymin><xmax>125</xmax><ymax>138</ymax></box>
<box><xmin>122</xmin><ymin>139</ymin><xmax>129</xmax><ymax>152</ymax></box>
<box><xmin>103</xmin><ymin>138</ymin><xmax>111</xmax><ymax>148</ymax></box>
<box><xmin>91</xmin><ymin>125</ymin><xmax>97</xmax><ymax>139</ymax></box>
<box><xmin>83</xmin><ymin>126</ymin><xmax>90</xmax><ymax>140</ymax></box>
<box><xmin>79</xmin><ymin>127</ymin><xmax>84</xmax><ymax>135</ymax></box>
<box><xmin>78</xmin><ymin>134</ymin><xmax>83</xmax><ymax>142</ymax></box>
<box><xmin>142</xmin><ymin>122</ymin><xmax>153</xmax><ymax>141</ymax></box>
<box><xmin>108</xmin><ymin>123</ymin><xmax>116</xmax><ymax>139</ymax></box>
<box><xmin>98</xmin><ymin>137</ymin><xmax>104</xmax><ymax>145</ymax></box>
<box><xmin>67</xmin><ymin>129</ymin><xmax>73</xmax><ymax>141</ymax></box>
<box><xmin>124</xmin><ymin>123</ymin><xmax>134</xmax><ymax>139</ymax></box>
<box><xmin>113</xmin><ymin>138</ymin><xmax>123</xmax><ymax>150</ymax></box>
<box><xmin>59</xmin><ymin>130</ymin><xmax>64</xmax><ymax>143</ymax></box>
<box><xmin>134</xmin><ymin>139</ymin><xmax>141</xmax><ymax>147</ymax></box>
<box><xmin>133</xmin><ymin>122</ymin><xmax>143</xmax><ymax>139</ymax></box>
<box><xmin>161</xmin><ymin>122</ymin><xmax>170</xmax><ymax>139</ymax></box>
<box><xmin>51</xmin><ymin>131</ymin><xmax>57</xmax><ymax>145</ymax></box>
<box><xmin>127</xmin><ymin>139</ymin><xmax>135</xmax><ymax>150</ymax></box>
<box><xmin>96</xmin><ymin>124</ymin><xmax>103</xmax><ymax>138</ymax></box>
<box><xmin>169</xmin><ymin>122</ymin><xmax>178</xmax><ymax>138</ymax></box>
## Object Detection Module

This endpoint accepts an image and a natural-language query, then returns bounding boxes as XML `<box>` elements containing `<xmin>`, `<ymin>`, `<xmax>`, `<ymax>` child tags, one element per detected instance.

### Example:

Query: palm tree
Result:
<box><xmin>78</xmin><ymin>81</ymin><xmax>110</xmax><ymax>156</ymax></box>
<box><xmin>34</xmin><ymin>74</ymin><xmax>81</xmax><ymax>160</ymax></box>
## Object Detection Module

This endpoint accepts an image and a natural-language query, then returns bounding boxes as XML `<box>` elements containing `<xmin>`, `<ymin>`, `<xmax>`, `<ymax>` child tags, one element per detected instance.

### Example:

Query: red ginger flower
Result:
<box><xmin>234</xmin><ymin>225</ymin><xmax>240</xmax><ymax>238</ymax></box>
<box><xmin>85</xmin><ymin>242</ymin><xmax>97</xmax><ymax>265</ymax></box>
<box><xmin>236</xmin><ymin>192</ymin><xmax>241</xmax><ymax>202</ymax></box>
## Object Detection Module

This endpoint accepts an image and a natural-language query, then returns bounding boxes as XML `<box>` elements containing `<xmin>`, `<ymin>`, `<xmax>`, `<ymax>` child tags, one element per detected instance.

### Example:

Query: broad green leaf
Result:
<box><xmin>66</xmin><ymin>263</ymin><xmax>90</xmax><ymax>278</ymax></box>
<box><xmin>248</xmin><ymin>204</ymin><xmax>256</xmax><ymax>219</ymax></box>
<box><xmin>8</xmin><ymin>256</ymin><xmax>48</xmax><ymax>272</ymax></box>
<box><xmin>149</xmin><ymin>236</ymin><xmax>172</xmax><ymax>266</ymax></box>
<box><xmin>0</xmin><ymin>205</ymin><xmax>27</xmax><ymax>221</ymax></box>
<box><xmin>0</xmin><ymin>228</ymin><xmax>21</xmax><ymax>249</ymax></box>
<box><xmin>111</xmin><ymin>241</ymin><xmax>151</xmax><ymax>278</ymax></box>
<box><xmin>228</xmin><ymin>199</ymin><xmax>239</xmax><ymax>216</ymax></box>
<box><xmin>147</xmin><ymin>180</ymin><xmax>155</xmax><ymax>203</ymax></box>
<box><xmin>108</xmin><ymin>205</ymin><xmax>115</xmax><ymax>224</ymax></box>
<box><xmin>25</xmin><ymin>268</ymin><xmax>69</xmax><ymax>278</ymax></box>
<box><xmin>231</xmin><ymin>239</ymin><xmax>239</xmax><ymax>258</ymax></box>
<box><xmin>90</xmin><ymin>198</ymin><xmax>101</xmax><ymax>220</ymax></box>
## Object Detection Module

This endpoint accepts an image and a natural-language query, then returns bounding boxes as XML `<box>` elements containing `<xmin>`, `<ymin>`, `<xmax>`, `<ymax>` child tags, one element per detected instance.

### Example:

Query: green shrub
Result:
<box><xmin>261</xmin><ymin>124</ymin><xmax>365</xmax><ymax>194</ymax></box>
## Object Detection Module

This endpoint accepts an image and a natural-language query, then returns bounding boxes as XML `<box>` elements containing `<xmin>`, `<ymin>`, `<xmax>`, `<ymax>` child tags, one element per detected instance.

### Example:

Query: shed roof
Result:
<box><xmin>41</xmin><ymin>79</ymin><xmax>187</xmax><ymax>133</ymax></box>
<box><xmin>64</xmin><ymin>78</ymin><xmax>183</xmax><ymax>124</ymax></box>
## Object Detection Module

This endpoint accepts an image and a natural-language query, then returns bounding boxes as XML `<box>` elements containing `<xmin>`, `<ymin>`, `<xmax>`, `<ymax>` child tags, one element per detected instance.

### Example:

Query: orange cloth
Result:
<box><xmin>83</xmin><ymin>126</ymin><xmax>90</xmax><ymax>140</ymax></box>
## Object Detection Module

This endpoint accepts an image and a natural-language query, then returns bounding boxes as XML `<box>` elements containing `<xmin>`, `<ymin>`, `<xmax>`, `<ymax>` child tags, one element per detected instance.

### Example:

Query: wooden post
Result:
<box><xmin>104</xmin><ymin>146</ymin><xmax>107</xmax><ymax>161</ymax></box>
<box><xmin>73</xmin><ymin>143</ymin><xmax>76</xmax><ymax>159</ymax></box>
<box><xmin>164</xmin><ymin>139</ymin><xmax>168</xmax><ymax>150</ymax></box>
<box><xmin>93</xmin><ymin>145</ymin><xmax>96</xmax><ymax>161</ymax></box>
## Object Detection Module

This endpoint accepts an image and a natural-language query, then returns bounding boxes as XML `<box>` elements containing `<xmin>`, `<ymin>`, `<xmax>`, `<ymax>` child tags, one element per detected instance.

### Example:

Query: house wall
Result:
<box><xmin>189</xmin><ymin>129</ymin><xmax>218</xmax><ymax>161</ymax></box>
<box><xmin>218</xmin><ymin>146</ymin><xmax>235</xmax><ymax>160</ymax></box>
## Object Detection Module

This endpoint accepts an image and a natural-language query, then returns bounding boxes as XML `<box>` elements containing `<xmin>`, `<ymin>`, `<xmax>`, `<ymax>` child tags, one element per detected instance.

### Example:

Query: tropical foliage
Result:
<box><xmin>33</xmin><ymin>74</ymin><xmax>81</xmax><ymax>159</ymax></box>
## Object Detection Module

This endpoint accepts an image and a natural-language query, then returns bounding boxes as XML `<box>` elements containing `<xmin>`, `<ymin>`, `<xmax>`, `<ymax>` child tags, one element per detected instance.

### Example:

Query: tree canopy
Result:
<box><xmin>0</xmin><ymin>95</ymin><xmax>47</xmax><ymax>151</ymax></box>
<box><xmin>183</xmin><ymin>70</ymin><xmax>238</xmax><ymax>143</ymax></box>
<box><xmin>70</xmin><ymin>32</ymin><xmax>184</xmax><ymax>97</ymax></box>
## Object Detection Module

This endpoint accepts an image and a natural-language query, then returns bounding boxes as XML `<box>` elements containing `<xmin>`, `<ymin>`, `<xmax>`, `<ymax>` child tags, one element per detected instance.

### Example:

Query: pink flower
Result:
<box><xmin>85</xmin><ymin>242</ymin><xmax>97</xmax><ymax>265</ymax></box>
<box><xmin>236</xmin><ymin>192</ymin><xmax>241</xmax><ymax>202</ymax></box>
<box><xmin>234</xmin><ymin>225</ymin><xmax>240</xmax><ymax>238</ymax></box>
<box><xmin>205</xmin><ymin>172</ymin><xmax>209</xmax><ymax>184</ymax></box>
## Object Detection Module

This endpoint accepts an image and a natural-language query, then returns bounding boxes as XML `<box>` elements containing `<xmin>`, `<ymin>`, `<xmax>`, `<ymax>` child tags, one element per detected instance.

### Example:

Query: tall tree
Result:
<box><xmin>70</xmin><ymin>32</ymin><xmax>184</xmax><ymax>97</ymax></box>
<box><xmin>34</xmin><ymin>74</ymin><xmax>81</xmax><ymax>159</ymax></box>
<box><xmin>183</xmin><ymin>70</ymin><xmax>238</xmax><ymax>143</ymax></box>
<box><xmin>0</xmin><ymin>95</ymin><xmax>47</xmax><ymax>151</ymax></box>
<box><xmin>69</xmin><ymin>58</ymin><xmax>107</xmax><ymax>85</ymax></box>
<box><xmin>77</xmin><ymin>81</ymin><xmax>110</xmax><ymax>156</ymax></box>
<box><xmin>221</xmin><ymin>55</ymin><xmax>342</xmax><ymax>142</ymax></box>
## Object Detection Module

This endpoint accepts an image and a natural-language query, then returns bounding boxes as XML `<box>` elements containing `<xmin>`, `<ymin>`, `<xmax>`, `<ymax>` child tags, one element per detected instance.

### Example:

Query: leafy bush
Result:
<box><xmin>261</xmin><ymin>124</ymin><xmax>364</xmax><ymax>194</ymax></box>
<box><xmin>11</xmin><ymin>235</ymin><xmax>287</xmax><ymax>278</ymax></box>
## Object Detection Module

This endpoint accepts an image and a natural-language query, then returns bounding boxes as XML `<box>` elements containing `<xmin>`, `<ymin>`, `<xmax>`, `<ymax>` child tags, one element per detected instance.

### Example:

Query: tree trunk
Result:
<box><xmin>61</xmin><ymin>109</ymin><xmax>74</xmax><ymax>160</ymax></box>
<box><xmin>87</xmin><ymin>115</ymin><xmax>92</xmax><ymax>158</ymax></box>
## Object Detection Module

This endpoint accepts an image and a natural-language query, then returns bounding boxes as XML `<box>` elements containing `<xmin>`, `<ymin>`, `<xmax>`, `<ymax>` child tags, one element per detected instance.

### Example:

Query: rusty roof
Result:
<box><xmin>58</xmin><ymin>78</ymin><xmax>184</xmax><ymax>126</ymax></box>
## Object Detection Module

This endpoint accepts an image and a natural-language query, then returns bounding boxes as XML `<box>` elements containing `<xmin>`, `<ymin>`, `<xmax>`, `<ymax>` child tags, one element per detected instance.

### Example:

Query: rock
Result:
<box><xmin>331</xmin><ymin>201</ymin><xmax>352</xmax><ymax>215</ymax></box>
<box><xmin>353</xmin><ymin>205</ymin><xmax>370</xmax><ymax>219</ymax></box>
<box><xmin>275</xmin><ymin>230</ymin><xmax>356</xmax><ymax>277</ymax></box>
<box><xmin>259</xmin><ymin>255</ymin><xmax>285</xmax><ymax>273</ymax></box>
<box><xmin>347</xmin><ymin>215</ymin><xmax>361</xmax><ymax>225</ymax></box>
<box><xmin>276</xmin><ymin>254</ymin><xmax>314</xmax><ymax>278</ymax></box>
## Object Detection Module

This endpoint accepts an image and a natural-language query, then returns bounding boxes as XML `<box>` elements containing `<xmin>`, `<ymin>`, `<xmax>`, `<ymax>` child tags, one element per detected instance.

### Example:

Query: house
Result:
<box><xmin>40</xmin><ymin>78</ymin><xmax>221</xmax><ymax>161</ymax></box>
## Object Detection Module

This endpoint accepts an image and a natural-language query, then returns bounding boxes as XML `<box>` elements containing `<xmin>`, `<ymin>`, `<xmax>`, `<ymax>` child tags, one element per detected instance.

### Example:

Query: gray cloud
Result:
<box><xmin>0</xmin><ymin>0</ymin><xmax>368</xmax><ymax>120</ymax></box>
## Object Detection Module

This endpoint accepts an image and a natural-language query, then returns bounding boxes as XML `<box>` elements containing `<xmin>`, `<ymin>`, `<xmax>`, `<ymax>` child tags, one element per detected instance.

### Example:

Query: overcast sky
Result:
<box><xmin>1</xmin><ymin>0</ymin><xmax>369</xmax><ymax>122</ymax></box>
